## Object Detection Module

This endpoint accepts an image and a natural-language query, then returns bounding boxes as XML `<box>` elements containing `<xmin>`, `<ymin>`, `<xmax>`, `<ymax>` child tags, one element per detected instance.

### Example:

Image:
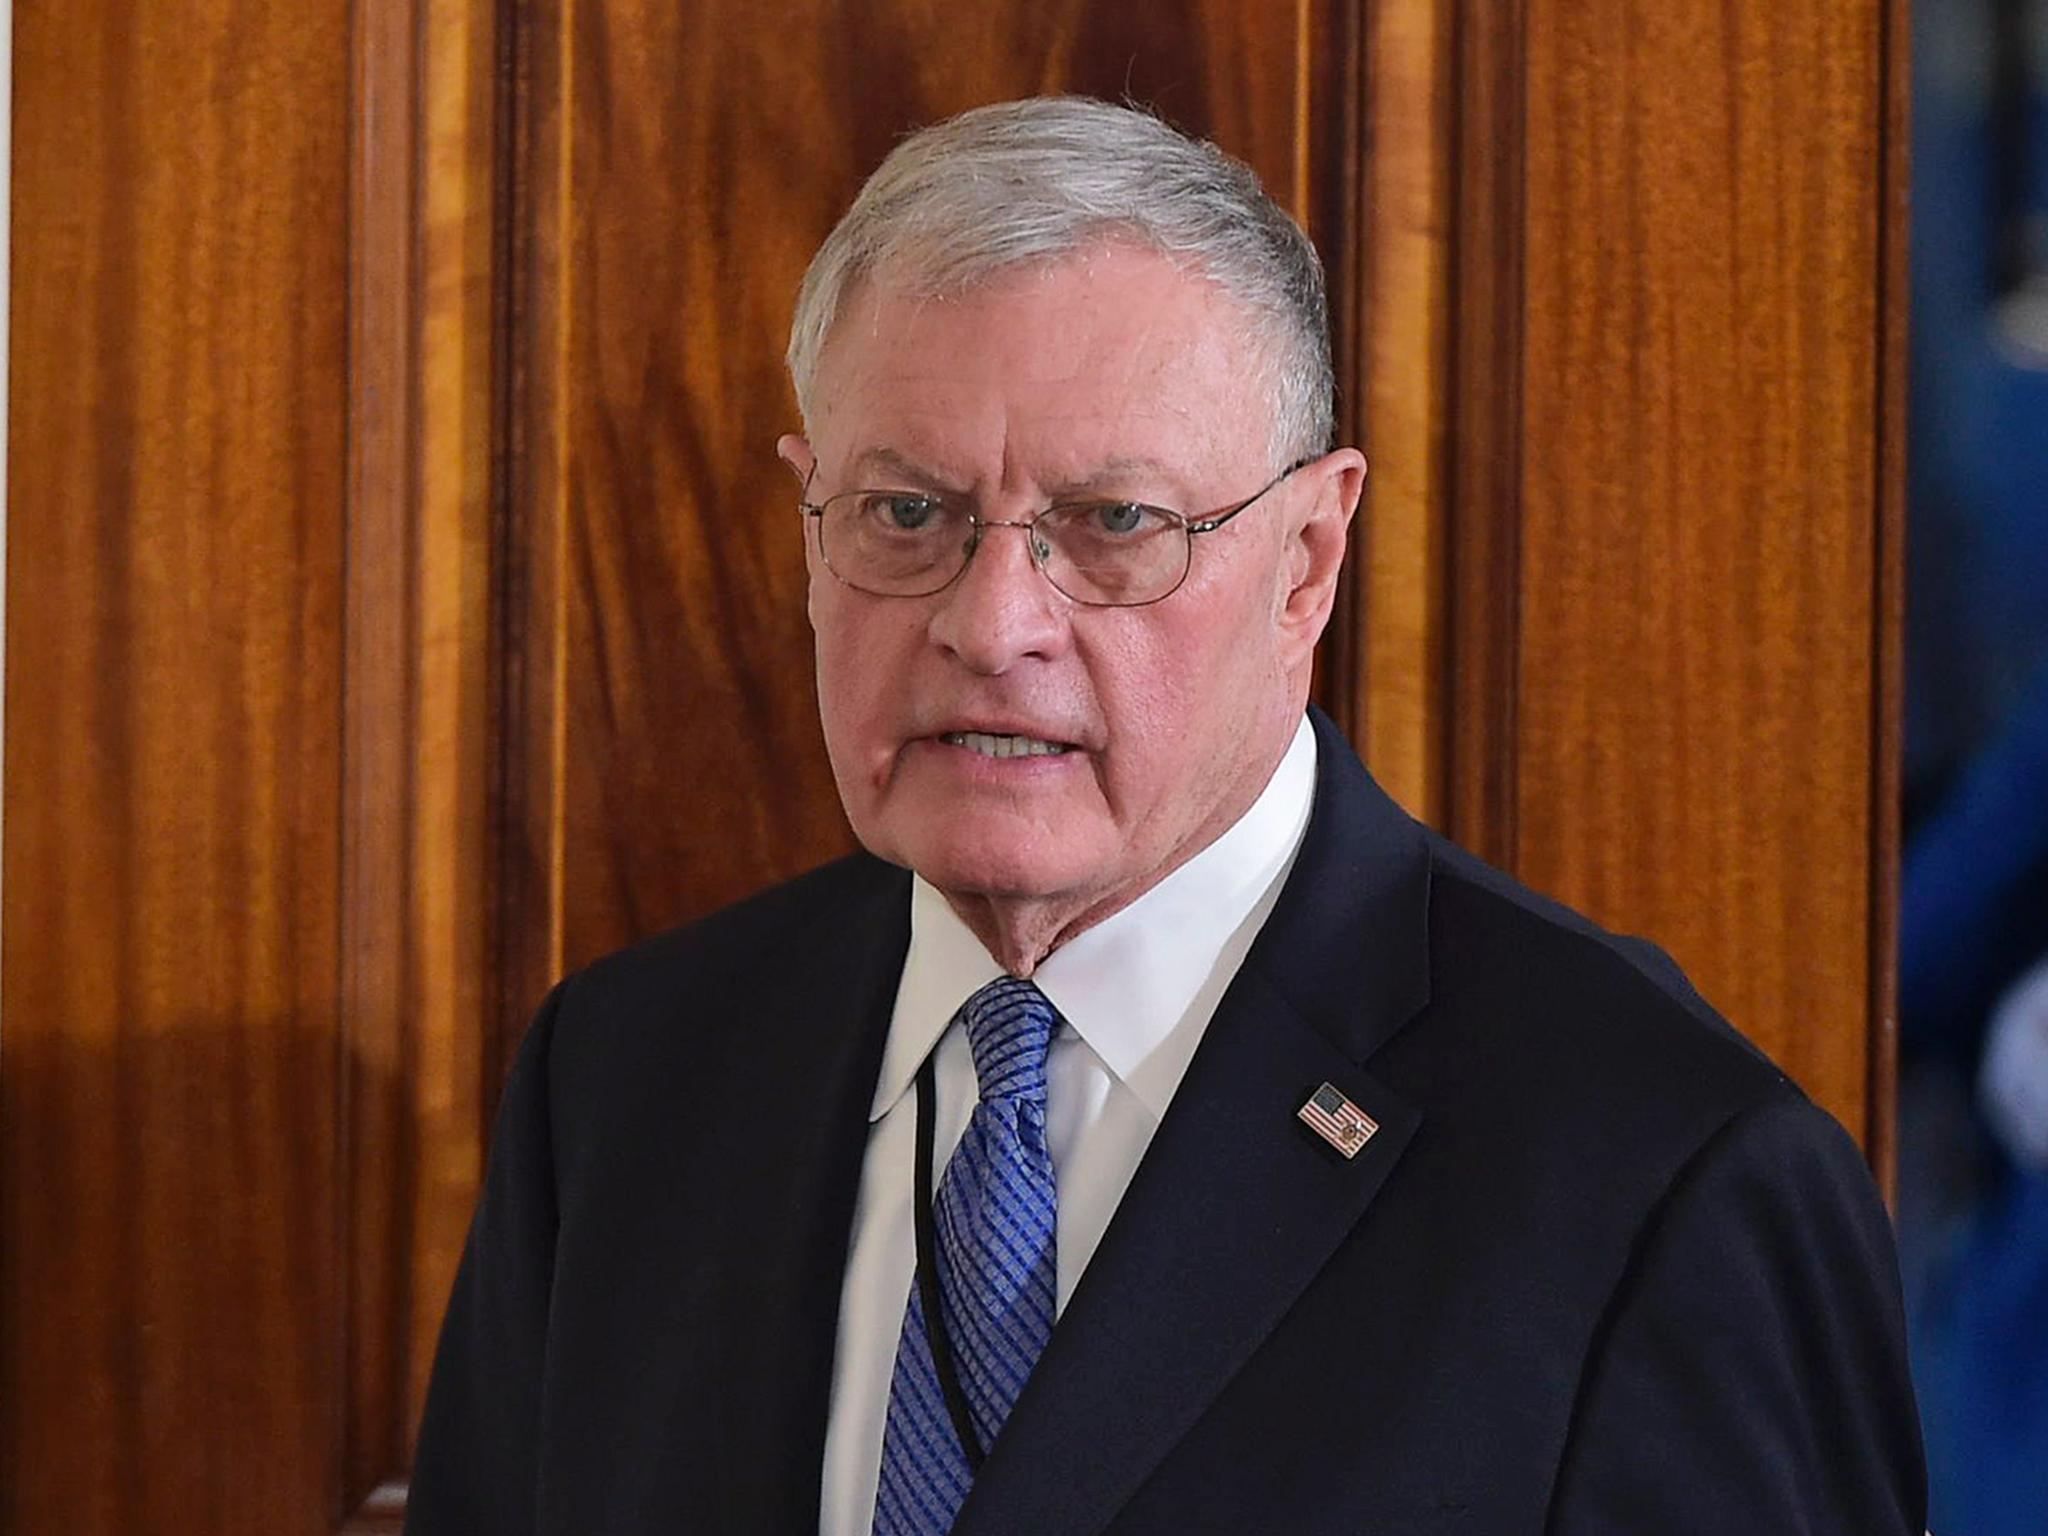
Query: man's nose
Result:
<box><xmin>925</xmin><ymin>519</ymin><xmax>1071</xmax><ymax>673</ymax></box>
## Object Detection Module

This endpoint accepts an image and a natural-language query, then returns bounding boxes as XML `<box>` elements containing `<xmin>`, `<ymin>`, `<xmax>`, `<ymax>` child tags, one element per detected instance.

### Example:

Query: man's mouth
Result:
<box><xmin>938</xmin><ymin>731</ymin><xmax>1075</xmax><ymax>759</ymax></box>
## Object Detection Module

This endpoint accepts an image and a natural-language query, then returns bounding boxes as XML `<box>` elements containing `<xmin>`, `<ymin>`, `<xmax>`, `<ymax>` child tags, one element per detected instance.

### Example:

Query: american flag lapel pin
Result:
<box><xmin>1298</xmin><ymin>1081</ymin><xmax>1379</xmax><ymax>1159</ymax></box>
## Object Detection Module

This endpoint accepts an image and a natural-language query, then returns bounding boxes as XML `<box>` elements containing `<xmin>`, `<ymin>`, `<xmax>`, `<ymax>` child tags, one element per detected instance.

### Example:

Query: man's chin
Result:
<box><xmin>884</xmin><ymin>830</ymin><xmax>1108</xmax><ymax>912</ymax></box>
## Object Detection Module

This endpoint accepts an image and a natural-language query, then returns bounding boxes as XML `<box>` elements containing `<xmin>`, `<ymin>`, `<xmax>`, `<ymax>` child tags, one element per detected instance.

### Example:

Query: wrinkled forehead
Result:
<box><xmin>806</xmin><ymin>244</ymin><xmax>1279</xmax><ymax>494</ymax></box>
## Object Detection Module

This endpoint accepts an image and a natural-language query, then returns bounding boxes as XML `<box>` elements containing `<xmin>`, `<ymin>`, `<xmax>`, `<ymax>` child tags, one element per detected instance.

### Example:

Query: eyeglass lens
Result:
<box><xmin>817</xmin><ymin>491</ymin><xmax>1193</xmax><ymax>606</ymax></box>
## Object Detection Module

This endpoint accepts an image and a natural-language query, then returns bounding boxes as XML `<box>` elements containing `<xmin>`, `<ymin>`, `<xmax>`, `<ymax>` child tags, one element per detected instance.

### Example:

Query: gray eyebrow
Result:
<box><xmin>1041</xmin><ymin>457</ymin><xmax>1185</xmax><ymax>503</ymax></box>
<box><xmin>844</xmin><ymin>447</ymin><xmax>1188</xmax><ymax>504</ymax></box>
<box><xmin>842</xmin><ymin>447</ymin><xmax>969</xmax><ymax>493</ymax></box>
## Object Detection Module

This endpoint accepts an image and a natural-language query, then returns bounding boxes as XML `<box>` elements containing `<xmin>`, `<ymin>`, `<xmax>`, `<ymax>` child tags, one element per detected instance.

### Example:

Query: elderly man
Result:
<box><xmin>406</xmin><ymin>98</ymin><xmax>1925</xmax><ymax>1535</ymax></box>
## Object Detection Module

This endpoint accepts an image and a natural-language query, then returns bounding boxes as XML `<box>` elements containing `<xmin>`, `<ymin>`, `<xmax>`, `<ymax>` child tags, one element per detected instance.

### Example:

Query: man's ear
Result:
<box><xmin>776</xmin><ymin>433</ymin><xmax>816</xmax><ymax>486</ymax></box>
<box><xmin>778</xmin><ymin>434</ymin><xmax>825</xmax><ymax>596</ymax></box>
<box><xmin>1278</xmin><ymin>448</ymin><xmax>1367</xmax><ymax>664</ymax></box>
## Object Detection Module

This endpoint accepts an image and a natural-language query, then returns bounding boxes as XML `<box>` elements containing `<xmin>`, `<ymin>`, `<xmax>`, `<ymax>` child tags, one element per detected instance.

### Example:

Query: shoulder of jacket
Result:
<box><xmin>1415</xmin><ymin>832</ymin><xmax>1794</xmax><ymax>1117</ymax></box>
<box><xmin>555</xmin><ymin>850</ymin><xmax>907</xmax><ymax>1016</ymax></box>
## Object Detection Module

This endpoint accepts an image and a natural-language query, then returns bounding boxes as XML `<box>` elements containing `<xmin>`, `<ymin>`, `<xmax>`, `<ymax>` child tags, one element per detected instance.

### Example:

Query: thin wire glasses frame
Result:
<box><xmin>798</xmin><ymin>457</ymin><xmax>1312</xmax><ymax>608</ymax></box>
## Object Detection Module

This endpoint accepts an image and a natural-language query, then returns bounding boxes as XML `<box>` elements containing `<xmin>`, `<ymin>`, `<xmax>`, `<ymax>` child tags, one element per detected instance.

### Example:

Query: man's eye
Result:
<box><xmin>860</xmin><ymin>494</ymin><xmax>942</xmax><ymax>532</ymax></box>
<box><xmin>1092</xmin><ymin>502</ymin><xmax>1147</xmax><ymax>536</ymax></box>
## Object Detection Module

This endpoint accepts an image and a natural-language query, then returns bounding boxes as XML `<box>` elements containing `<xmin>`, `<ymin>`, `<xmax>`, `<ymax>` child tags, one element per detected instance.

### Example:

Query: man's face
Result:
<box><xmin>786</xmin><ymin>243</ymin><xmax>1347</xmax><ymax>929</ymax></box>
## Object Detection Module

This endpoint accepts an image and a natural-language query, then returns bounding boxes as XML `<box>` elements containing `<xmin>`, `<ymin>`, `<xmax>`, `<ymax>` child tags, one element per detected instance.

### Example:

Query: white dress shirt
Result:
<box><xmin>818</xmin><ymin>715</ymin><xmax>1317</xmax><ymax>1534</ymax></box>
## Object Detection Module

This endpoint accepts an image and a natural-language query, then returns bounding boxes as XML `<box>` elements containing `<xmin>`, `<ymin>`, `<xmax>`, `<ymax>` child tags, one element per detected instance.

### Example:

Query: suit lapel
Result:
<box><xmin>951</xmin><ymin>710</ymin><xmax>1436</xmax><ymax>1536</ymax></box>
<box><xmin>704</xmin><ymin>856</ymin><xmax>911</xmax><ymax>1529</ymax></box>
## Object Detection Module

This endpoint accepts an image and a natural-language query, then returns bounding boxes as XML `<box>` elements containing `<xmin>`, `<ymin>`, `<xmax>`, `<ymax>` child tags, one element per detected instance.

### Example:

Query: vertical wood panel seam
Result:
<box><xmin>498</xmin><ymin>0</ymin><xmax>570</xmax><ymax>1073</ymax></box>
<box><xmin>1292</xmin><ymin>0</ymin><xmax>1313</xmax><ymax>223</ymax></box>
<box><xmin>342</xmin><ymin>0</ymin><xmax>440</xmax><ymax>1511</ymax></box>
<box><xmin>339</xmin><ymin>15</ymin><xmax>369</xmax><ymax>1527</ymax></box>
<box><xmin>337</xmin><ymin>2</ymin><xmax>360</xmax><ymax>1494</ymax></box>
<box><xmin>485</xmin><ymin>0</ymin><xmax>521</xmax><ymax>1106</ymax></box>
<box><xmin>1445</xmin><ymin>0</ymin><xmax>1526</xmax><ymax>866</ymax></box>
<box><xmin>1322</xmin><ymin>0</ymin><xmax>1370</xmax><ymax>748</ymax></box>
<box><xmin>496</xmin><ymin>0</ymin><xmax>537</xmax><ymax>1101</ymax></box>
<box><xmin>498</xmin><ymin>0</ymin><xmax>564</xmax><ymax>1095</ymax></box>
<box><xmin>0</xmin><ymin>0</ymin><xmax>12</xmax><ymax>1030</ymax></box>
<box><xmin>341</xmin><ymin>0</ymin><xmax>381</xmax><ymax>1515</ymax></box>
<box><xmin>547</xmin><ymin>0</ymin><xmax>572</xmax><ymax>991</ymax></box>
<box><xmin>1496</xmin><ymin>0</ymin><xmax>1524</xmax><ymax>869</ymax></box>
<box><xmin>1865</xmin><ymin>0</ymin><xmax>1910</xmax><ymax>1193</ymax></box>
<box><xmin>397</xmin><ymin>0</ymin><xmax>434</xmax><ymax>1463</ymax></box>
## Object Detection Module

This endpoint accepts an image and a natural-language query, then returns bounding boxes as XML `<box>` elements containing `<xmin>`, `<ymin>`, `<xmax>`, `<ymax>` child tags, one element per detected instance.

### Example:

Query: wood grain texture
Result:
<box><xmin>1351</xmin><ymin>0</ymin><xmax>1454</xmax><ymax>826</ymax></box>
<box><xmin>405</xmin><ymin>0</ymin><xmax>505</xmax><ymax>1453</ymax></box>
<box><xmin>1309</xmin><ymin>0</ymin><xmax>1371</xmax><ymax>741</ymax></box>
<box><xmin>503</xmin><ymin>0</ymin><xmax>1352</xmax><ymax>1027</ymax></box>
<box><xmin>1</xmin><ymin>1</ymin><xmax>351</xmax><ymax>1530</ymax></box>
<box><xmin>343</xmin><ymin>0</ymin><xmax>502</xmax><ymax>1518</ymax></box>
<box><xmin>1444</xmin><ymin>0</ymin><xmax>1527</xmax><ymax>872</ymax></box>
<box><xmin>1510</xmin><ymin>0</ymin><xmax>1892</xmax><ymax>1138</ymax></box>
<box><xmin>344</xmin><ymin>0</ymin><xmax>420</xmax><ymax>1506</ymax></box>
<box><xmin>0</xmin><ymin>2</ymin><xmax>1905</xmax><ymax>1530</ymax></box>
<box><xmin>1866</xmin><ymin>0</ymin><xmax>1910</xmax><ymax>1200</ymax></box>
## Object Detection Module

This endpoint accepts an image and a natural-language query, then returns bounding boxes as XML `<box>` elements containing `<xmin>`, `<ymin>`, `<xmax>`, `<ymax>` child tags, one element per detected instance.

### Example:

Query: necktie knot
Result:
<box><xmin>960</xmin><ymin>976</ymin><xmax>1056</xmax><ymax>1106</ymax></box>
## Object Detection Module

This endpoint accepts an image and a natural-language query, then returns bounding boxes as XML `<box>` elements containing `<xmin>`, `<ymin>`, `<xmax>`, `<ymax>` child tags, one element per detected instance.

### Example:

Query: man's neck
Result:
<box><xmin>936</xmin><ymin>714</ymin><xmax>1311</xmax><ymax>978</ymax></box>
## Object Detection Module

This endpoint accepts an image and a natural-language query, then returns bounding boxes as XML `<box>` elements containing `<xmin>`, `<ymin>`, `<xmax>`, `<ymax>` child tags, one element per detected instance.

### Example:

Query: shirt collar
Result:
<box><xmin>871</xmin><ymin>714</ymin><xmax>1318</xmax><ymax>1122</ymax></box>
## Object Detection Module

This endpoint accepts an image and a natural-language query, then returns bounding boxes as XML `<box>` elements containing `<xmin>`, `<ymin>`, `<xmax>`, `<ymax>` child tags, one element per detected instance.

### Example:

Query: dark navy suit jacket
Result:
<box><xmin>406</xmin><ymin>709</ymin><xmax>1926</xmax><ymax>1534</ymax></box>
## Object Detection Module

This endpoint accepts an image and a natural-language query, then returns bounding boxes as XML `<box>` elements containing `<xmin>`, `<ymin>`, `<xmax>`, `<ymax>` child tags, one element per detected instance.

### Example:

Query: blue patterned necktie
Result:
<box><xmin>872</xmin><ymin>977</ymin><xmax>1060</xmax><ymax>1535</ymax></box>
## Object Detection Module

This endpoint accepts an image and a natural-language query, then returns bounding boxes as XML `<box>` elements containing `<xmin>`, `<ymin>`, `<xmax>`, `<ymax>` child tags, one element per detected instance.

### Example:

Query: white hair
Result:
<box><xmin>786</xmin><ymin>97</ymin><xmax>1334</xmax><ymax>466</ymax></box>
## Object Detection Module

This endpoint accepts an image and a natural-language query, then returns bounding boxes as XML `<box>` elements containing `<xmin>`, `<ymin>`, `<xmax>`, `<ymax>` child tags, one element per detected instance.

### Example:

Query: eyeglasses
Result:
<box><xmin>799</xmin><ymin>461</ymin><xmax>1307</xmax><ymax>608</ymax></box>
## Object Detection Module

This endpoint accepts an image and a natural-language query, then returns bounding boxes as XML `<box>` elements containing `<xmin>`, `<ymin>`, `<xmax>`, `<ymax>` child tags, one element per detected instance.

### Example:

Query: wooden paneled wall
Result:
<box><xmin>1</xmin><ymin>0</ymin><xmax>1906</xmax><ymax>1530</ymax></box>
<box><xmin>501</xmin><ymin>0</ymin><xmax>1359</xmax><ymax>1021</ymax></box>
<box><xmin>342</xmin><ymin>0</ymin><xmax>502</xmax><ymax>1521</ymax></box>
<box><xmin>494</xmin><ymin>0</ymin><xmax>1907</xmax><ymax>1136</ymax></box>
<box><xmin>1542</xmin><ymin>0</ymin><xmax>1897</xmax><ymax>1142</ymax></box>
<box><xmin>2</xmin><ymin>0</ymin><xmax>351</xmax><ymax>1529</ymax></box>
<box><xmin>1444</xmin><ymin>0</ymin><xmax>1909</xmax><ymax>1158</ymax></box>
